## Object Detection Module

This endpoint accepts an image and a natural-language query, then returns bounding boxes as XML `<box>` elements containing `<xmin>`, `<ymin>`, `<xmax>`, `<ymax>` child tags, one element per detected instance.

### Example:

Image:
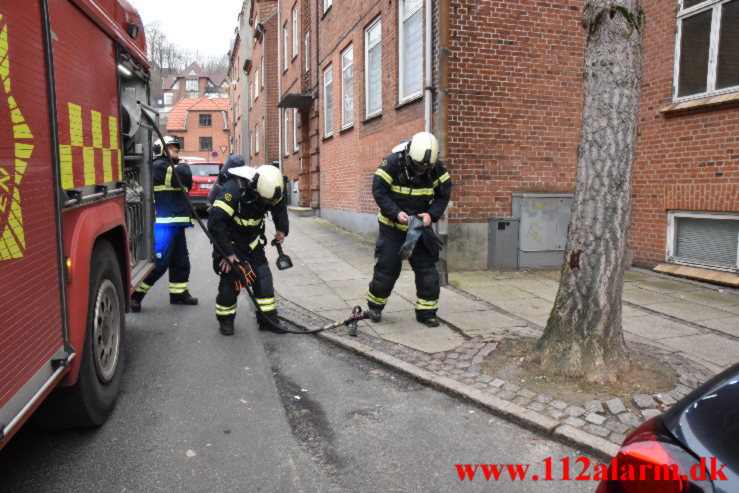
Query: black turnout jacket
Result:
<box><xmin>208</xmin><ymin>178</ymin><xmax>289</xmax><ymax>258</ymax></box>
<box><xmin>372</xmin><ymin>150</ymin><xmax>452</xmax><ymax>231</ymax></box>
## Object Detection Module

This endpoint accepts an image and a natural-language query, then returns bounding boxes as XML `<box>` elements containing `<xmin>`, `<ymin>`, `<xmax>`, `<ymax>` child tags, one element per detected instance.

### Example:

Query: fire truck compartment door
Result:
<box><xmin>0</xmin><ymin>2</ymin><xmax>67</xmax><ymax>439</ymax></box>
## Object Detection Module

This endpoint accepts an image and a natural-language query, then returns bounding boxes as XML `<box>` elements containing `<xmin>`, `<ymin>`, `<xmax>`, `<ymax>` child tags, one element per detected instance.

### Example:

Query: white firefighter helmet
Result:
<box><xmin>255</xmin><ymin>165</ymin><xmax>284</xmax><ymax>205</ymax></box>
<box><xmin>153</xmin><ymin>135</ymin><xmax>181</xmax><ymax>157</ymax></box>
<box><xmin>407</xmin><ymin>131</ymin><xmax>439</xmax><ymax>172</ymax></box>
<box><xmin>228</xmin><ymin>165</ymin><xmax>258</xmax><ymax>181</ymax></box>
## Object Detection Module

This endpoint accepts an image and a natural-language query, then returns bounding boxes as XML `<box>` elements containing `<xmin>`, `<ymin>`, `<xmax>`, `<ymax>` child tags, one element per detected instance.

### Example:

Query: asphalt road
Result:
<box><xmin>0</xmin><ymin>229</ymin><xmax>596</xmax><ymax>492</ymax></box>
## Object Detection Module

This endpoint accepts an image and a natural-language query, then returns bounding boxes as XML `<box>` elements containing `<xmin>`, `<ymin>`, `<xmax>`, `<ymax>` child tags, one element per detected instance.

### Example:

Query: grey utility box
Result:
<box><xmin>512</xmin><ymin>193</ymin><xmax>572</xmax><ymax>269</ymax></box>
<box><xmin>488</xmin><ymin>217</ymin><xmax>520</xmax><ymax>270</ymax></box>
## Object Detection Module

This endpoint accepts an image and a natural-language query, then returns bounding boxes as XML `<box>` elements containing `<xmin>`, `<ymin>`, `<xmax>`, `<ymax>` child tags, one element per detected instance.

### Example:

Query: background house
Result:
<box><xmin>167</xmin><ymin>97</ymin><xmax>231</xmax><ymax>161</ymax></box>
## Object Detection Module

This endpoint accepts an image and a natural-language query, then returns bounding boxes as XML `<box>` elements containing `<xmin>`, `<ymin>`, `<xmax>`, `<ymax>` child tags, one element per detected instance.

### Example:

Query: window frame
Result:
<box><xmin>163</xmin><ymin>92</ymin><xmax>173</xmax><ymax>106</ymax></box>
<box><xmin>199</xmin><ymin>136</ymin><xmax>212</xmax><ymax>151</ymax></box>
<box><xmin>283</xmin><ymin>22</ymin><xmax>289</xmax><ymax>72</ymax></box>
<box><xmin>255</xmin><ymin>122</ymin><xmax>259</xmax><ymax>154</ymax></box>
<box><xmin>398</xmin><ymin>0</ymin><xmax>424</xmax><ymax>103</ymax></box>
<box><xmin>673</xmin><ymin>0</ymin><xmax>739</xmax><ymax>101</ymax></box>
<box><xmin>364</xmin><ymin>18</ymin><xmax>382</xmax><ymax>118</ymax></box>
<box><xmin>292</xmin><ymin>5</ymin><xmax>299</xmax><ymax>60</ymax></box>
<box><xmin>293</xmin><ymin>108</ymin><xmax>299</xmax><ymax>152</ymax></box>
<box><xmin>666</xmin><ymin>211</ymin><xmax>739</xmax><ymax>271</ymax></box>
<box><xmin>341</xmin><ymin>44</ymin><xmax>354</xmax><ymax>129</ymax></box>
<box><xmin>261</xmin><ymin>56</ymin><xmax>265</xmax><ymax>88</ymax></box>
<box><xmin>254</xmin><ymin>70</ymin><xmax>259</xmax><ymax>100</ymax></box>
<box><xmin>305</xmin><ymin>32</ymin><xmax>310</xmax><ymax>73</ymax></box>
<box><xmin>284</xmin><ymin>110</ymin><xmax>290</xmax><ymax>157</ymax></box>
<box><xmin>185</xmin><ymin>79</ymin><xmax>198</xmax><ymax>92</ymax></box>
<box><xmin>323</xmin><ymin>65</ymin><xmax>333</xmax><ymax>137</ymax></box>
<box><xmin>199</xmin><ymin>113</ymin><xmax>212</xmax><ymax>127</ymax></box>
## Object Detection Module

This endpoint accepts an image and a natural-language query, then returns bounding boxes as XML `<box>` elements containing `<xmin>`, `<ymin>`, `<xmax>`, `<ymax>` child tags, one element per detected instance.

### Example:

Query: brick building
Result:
<box><xmin>166</xmin><ymin>97</ymin><xmax>231</xmax><ymax>161</ymax></box>
<box><xmin>238</xmin><ymin>0</ymin><xmax>739</xmax><ymax>276</ymax></box>
<box><xmin>229</xmin><ymin>1</ymin><xmax>253</xmax><ymax>158</ymax></box>
<box><xmin>247</xmin><ymin>0</ymin><xmax>281</xmax><ymax>168</ymax></box>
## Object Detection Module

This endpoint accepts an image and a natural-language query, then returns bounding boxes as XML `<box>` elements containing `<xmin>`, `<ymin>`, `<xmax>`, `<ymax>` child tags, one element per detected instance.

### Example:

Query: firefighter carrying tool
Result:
<box><xmin>143</xmin><ymin>113</ymin><xmax>368</xmax><ymax>336</ymax></box>
<box><xmin>366</xmin><ymin>132</ymin><xmax>452</xmax><ymax>328</ymax></box>
<box><xmin>131</xmin><ymin>136</ymin><xmax>198</xmax><ymax>312</ymax></box>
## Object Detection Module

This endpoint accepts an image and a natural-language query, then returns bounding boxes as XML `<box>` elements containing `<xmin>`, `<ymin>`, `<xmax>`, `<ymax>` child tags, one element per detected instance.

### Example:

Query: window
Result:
<box><xmin>176</xmin><ymin>136</ymin><xmax>185</xmax><ymax>150</ymax></box>
<box><xmin>255</xmin><ymin>70</ymin><xmax>259</xmax><ymax>99</ymax></box>
<box><xmin>164</xmin><ymin>93</ymin><xmax>173</xmax><ymax>106</ymax></box>
<box><xmin>199</xmin><ymin>137</ymin><xmax>212</xmax><ymax>151</ymax></box>
<box><xmin>292</xmin><ymin>5</ymin><xmax>299</xmax><ymax>60</ymax></box>
<box><xmin>255</xmin><ymin>122</ymin><xmax>259</xmax><ymax>154</ymax></box>
<box><xmin>284</xmin><ymin>110</ymin><xmax>290</xmax><ymax>157</ymax></box>
<box><xmin>399</xmin><ymin>0</ymin><xmax>423</xmax><ymax>101</ymax></box>
<box><xmin>261</xmin><ymin>57</ymin><xmax>265</xmax><ymax>87</ymax></box>
<box><xmin>675</xmin><ymin>0</ymin><xmax>739</xmax><ymax>99</ymax></box>
<box><xmin>365</xmin><ymin>19</ymin><xmax>382</xmax><ymax>117</ymax></box>
<box><xmin>199</xmin><ymin>113</ymin><xmax>212</xmax><ymax>127</ymax></box>
<box><xmin>341</xmin><ymin>45</ymin><xmax>354</xmax><ymax>128</ymax></box>
<box><xmin>186</xmin><ymin>79</ymin><xmax>198</xmax><ymax>92</ymax></box>
<box><xmin>293</xmin><ymin>108</ymin><xmax>299</xmax><ymax>152</ymax></box>
<box><xmin>305</xmin><ymin>32</ymin><xmax>310</xmax><ymax>73</ymax></box>
<box><xmin>667</xmin><ymin>212</ymin><xmax>739</xmax><ymax>271</ymax></box>
<box><xmin>283</xmin><ymin>23</ymin><xmax>289</xmax><ymax>72</ymax></box>
<box><xmin>324</xmin><ymin>0</ymin><xmax>332</xmax><ymax>13</ymax></box>
<box><xmin>323</xmin><ymin>65</ymin><xmax>333</xmax><ymax>137</ymax></box>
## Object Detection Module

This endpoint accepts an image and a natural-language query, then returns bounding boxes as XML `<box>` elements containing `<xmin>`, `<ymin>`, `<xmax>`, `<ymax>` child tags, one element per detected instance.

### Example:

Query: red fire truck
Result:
<box><xmin>0</xmin><ymin>0</ymin><xmax>156</xmax><ymax>447</ymax></box>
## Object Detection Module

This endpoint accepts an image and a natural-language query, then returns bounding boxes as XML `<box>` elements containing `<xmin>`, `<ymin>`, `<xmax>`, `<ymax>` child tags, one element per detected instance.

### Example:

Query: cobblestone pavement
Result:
<box><xmin>267</xmin><ymin>214</ymin><xmax>739</xmax><ymax>457</ymax></box>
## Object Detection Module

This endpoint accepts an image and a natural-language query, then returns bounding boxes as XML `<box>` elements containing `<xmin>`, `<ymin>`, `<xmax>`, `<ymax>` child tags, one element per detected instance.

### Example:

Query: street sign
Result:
<box><xmin>212</xmin><ymin>151</ymin><xmax>218</xmax><ymax>158</ymax></box>
<box><xmin>220</xmin><ymin>146</ymin><xmax>228</xmax><ymax>154</ymax></box>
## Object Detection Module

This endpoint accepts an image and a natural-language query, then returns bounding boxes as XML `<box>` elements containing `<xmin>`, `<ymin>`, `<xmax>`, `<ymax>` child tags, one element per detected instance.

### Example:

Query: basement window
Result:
<box><xmin>667</xmin><ymin>212</ymin><xmax>739</xmax><ymax>272</ymax></box>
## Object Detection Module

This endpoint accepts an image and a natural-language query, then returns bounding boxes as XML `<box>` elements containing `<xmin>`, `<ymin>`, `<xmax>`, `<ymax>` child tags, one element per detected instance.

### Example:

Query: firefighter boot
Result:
<box><xmin>131</xmin><ymin>292</ymin><xmax>144</xmax><ymax>313</ymax></box>
<box><xmin>367</xmin><ymin>302</ymin><xmax>383</xmax><ymax>323</ymax></box>
<box><xmin>170</xmin><ymin>290</ymin><xmax>199</xmax><ymax>305</ymax></box>
<box><xmin>416</xmin><ymin>312</ymin><xmax>440</xmax><ymax>328</ymax></box>
<box><xmin>257</xmin><ymin>312</ymin><xmax>287</xmax><ymax>334</ymax></box>
<box><xmin>218</xmin><ymin>316</ymin><xmax>235</xmax><ymax>336</ymax></box>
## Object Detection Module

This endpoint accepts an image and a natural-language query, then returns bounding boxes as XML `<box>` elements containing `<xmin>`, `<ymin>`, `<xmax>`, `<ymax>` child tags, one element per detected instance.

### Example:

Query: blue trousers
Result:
<box><xmin>135</xmin><ymin>224</ymin><xmax>191</xmax><ymax>296</ymax></box>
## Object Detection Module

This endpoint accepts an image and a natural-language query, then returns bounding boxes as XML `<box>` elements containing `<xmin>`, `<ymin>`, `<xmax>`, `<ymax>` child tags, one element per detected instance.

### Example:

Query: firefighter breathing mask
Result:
<box><xmin>228</xmin><ymin>164</ymin><xmax>284</xmax><ymax>206</ymax></box>
<box><xmin>153</xmin><ymin>135</ymin><xmax>181</xmax><ymax>157</ymax></box>
<box><xmin>406</xmin><ymin>131</ymin><xmax>439</xmax><ymax>174</ymax></box>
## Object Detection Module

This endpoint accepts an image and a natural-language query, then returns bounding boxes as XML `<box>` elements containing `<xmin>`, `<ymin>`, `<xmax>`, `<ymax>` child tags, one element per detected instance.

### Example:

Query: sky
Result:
<box><xmin>129</xmin><ymin>0</ymin><xmax>245</xmax><ymax>59</ymax></box>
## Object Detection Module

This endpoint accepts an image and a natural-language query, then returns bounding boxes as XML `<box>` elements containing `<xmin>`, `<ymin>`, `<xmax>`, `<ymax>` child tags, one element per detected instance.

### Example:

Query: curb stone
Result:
<box><xmin>279</xmin><ymin>307</ymin><xmax>616</xmax><ymax>461</ymax></box>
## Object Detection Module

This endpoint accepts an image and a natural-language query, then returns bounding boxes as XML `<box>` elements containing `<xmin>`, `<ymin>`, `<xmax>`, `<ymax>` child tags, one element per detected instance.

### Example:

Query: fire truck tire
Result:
<box><xmin>34</xmin><ymin>239</ymin><xmax>125</xmax><ymax>429</ymax></box>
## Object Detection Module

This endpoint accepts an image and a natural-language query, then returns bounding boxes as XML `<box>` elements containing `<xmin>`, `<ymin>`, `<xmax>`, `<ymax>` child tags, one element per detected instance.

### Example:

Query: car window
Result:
<box><xmin>190</xmin><ymin>164</ymin><xmax>221</xmax><ymax>177</ymax></box>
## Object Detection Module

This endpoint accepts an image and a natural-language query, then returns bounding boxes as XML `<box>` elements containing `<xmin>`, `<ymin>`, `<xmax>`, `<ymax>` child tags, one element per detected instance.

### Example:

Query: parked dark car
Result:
<box><xmin>596</xmin><ymin>362</ymin><xmax>739</xmax><ymax>493</ymax></box>
<box><xmin>187</xmin><ymin>161</ymin><xmax>222</xmax><ymax>213</ymax></box>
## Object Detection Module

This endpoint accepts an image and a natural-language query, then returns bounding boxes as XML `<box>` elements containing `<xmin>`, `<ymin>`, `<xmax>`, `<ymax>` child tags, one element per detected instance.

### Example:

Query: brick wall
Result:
<box><xmin>248</xmin><ymin>0</ymin><xmax>279</xmax><ymax>166</ymax></box>
<box><xmin>631</xmin><ymin>0</ymin><xmax>739</xmax><ymax>265</ymax></box>
<box><xmin>317</xmin><ymin>0</ymin><xmax>426</xmax><ymax>215</ymax></box>
<box><xmin>280</xmin><ymin>0</ymin><xmax>303</xmax><ymax>183</ymax></box>
<box><xmin>444</xmin><ymin>1</ymin><xmax>585</xmax><ymax>224</ymax></box>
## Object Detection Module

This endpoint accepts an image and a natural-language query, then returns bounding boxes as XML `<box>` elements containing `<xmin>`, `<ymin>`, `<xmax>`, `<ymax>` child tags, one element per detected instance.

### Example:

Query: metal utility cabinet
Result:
<box><xmin>488</xmin><ymin>193</ymin><xmax>573</xmax><ymax>270</ymax></box>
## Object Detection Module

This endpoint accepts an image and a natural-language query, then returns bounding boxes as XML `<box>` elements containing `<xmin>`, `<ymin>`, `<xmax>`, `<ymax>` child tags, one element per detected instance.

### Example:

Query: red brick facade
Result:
<box><xmin>247</xmin><ymin>1</ymin><xmax>280</xmax><ymax>167</ymax></box>
<box><xmin>236</xmin><ymin>0</ymin><xmax>739</xmax><ymax>271</ymax></box>
<box><xmin>632</xmin><ymin>0</ymin><xmax>739</xmax><ymax>265</ymax></box>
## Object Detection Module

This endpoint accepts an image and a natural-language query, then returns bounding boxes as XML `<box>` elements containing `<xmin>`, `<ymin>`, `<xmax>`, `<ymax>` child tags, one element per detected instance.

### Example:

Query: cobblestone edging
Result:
<box><xmin>276</xmin><ymin>296</ymin><xmax>714</xmax><ymax>459</ymax></box>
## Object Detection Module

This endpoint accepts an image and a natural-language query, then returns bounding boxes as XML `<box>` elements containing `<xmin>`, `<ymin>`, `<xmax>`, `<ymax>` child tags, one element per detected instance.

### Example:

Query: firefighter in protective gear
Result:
<box><xmin>131</xmin><ymin>136</ymin><xmax>198</xmax><ymax>312</ymax></box>
<box><xmin>366</xmin><ymin>131</ymin><xmax>452</xmax><ymax>327</ymax></box>
<box><xmin>207</xmin><ymin>164</ymin><xmax>289</xmax><ymax>336</ymax></box>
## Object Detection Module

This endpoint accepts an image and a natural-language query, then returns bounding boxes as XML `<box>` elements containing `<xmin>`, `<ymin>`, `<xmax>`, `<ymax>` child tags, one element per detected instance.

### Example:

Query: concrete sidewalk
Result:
<box><xmin>267</xmin><ymin>214</ymin><xmax>739</xmax><ymax>458</ymax></box>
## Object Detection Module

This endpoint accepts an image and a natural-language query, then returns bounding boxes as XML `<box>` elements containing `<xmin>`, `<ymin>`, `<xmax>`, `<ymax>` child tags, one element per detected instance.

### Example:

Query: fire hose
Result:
<box><xmin>142</xmin><ymin>111</ymin><xmax>367</xmax><ymax>336</ymax></box>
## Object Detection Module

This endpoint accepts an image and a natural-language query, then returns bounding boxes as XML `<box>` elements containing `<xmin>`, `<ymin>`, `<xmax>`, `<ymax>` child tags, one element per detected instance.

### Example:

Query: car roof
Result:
<box><xmin>187</xmin><ymin>161</ymin><xmax>223</xmax><ymax>165</ymax></box>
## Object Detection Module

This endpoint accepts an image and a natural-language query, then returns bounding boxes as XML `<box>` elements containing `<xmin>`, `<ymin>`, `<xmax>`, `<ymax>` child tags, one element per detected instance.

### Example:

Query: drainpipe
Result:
<box><xmin>277</xmin><ymin>0</ymin><xmax>283</xmax><ymax>171</ymax></box>
<box><xmin>437</xmin><ymin>0</ymin><xmax>450</xmax><ymax>285</ymax></box>
<box><xmin>423</xmin><ymin>0</ymin><xmax>432</xmax><ymax>132</ymax></box>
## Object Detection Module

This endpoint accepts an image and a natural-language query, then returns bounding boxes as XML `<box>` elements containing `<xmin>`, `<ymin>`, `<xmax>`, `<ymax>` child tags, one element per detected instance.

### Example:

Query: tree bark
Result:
<box><xmin>535</xmin><ymin>0</ymin><xmax>644</xmax><ymax>383</ymax></box>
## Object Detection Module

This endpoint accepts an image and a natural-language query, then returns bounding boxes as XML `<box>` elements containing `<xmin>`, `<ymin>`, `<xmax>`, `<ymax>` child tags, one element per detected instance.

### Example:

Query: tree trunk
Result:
<box><xmin>535</xmin><ymin>0</ymin><xmax>644</xmax><ymax>383</ymax></box>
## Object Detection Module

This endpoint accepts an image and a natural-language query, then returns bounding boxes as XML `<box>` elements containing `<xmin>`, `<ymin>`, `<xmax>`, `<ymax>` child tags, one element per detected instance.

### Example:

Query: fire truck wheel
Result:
<box><xmin>34</xmin><ymin>239</ymin><xmax>125</xmax><ymax>429</ymax></box>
